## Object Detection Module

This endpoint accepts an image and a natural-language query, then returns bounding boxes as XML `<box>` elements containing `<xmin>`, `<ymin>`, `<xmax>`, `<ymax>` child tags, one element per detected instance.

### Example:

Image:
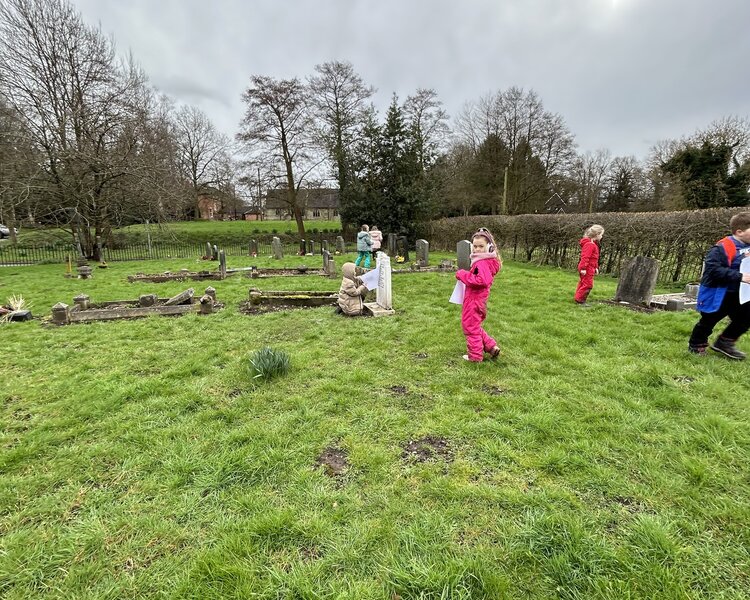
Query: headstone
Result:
<box><xmin>321</xmin><ymin>240</ymin><xmax>329</xmax><ymax>253</ymax></box>
<box><xmin>363</xmin><ymin>252</ymin><xmax>395</xmax><ymax>317</ymax></box>
<box><xmin>416</xmin><ymin>239</ymin><xmax>429</xmax><ymax>267</ymax></box>
<box><xmin>307</xmin><ymin>239</ymin><xmax>314</xmax><ymax>255</ymax></box>
<box><xmin>77</xmin><ymin>264</ymin><xmax>92</xmax><ymax>279</ymax></box>
<box><xmin>52</xmin><ymin>302</ymin><xmax>71</xmax><ymax>325</ymax></box>
<box><xmin>323</xmin><ymin>250</ymin><xmax>336</xmax><ymax>277</ymax></box>
<box><xmin>299</xmin><ymin>239</ymin><xmax>306</xmax><ymax>256</ymax></box>
<box><xmin>684</xmin><ymin>284</ymin><xmax>699</xmax><ymax>299</ymax></box>
<box><xmin>212</xmin><ymin>244</ymin><xmax>219</xmax><ymax>261</ymax></box>
<box><xmin>218</xmin><ymin>250</ymin><xmax>227</xmax><ymax>279</ymax></box>
<box><xmin>205</xmin><ymin>242</ymin><xmax>212</xmax><ymax>259</ymax></box>
<box><xmin>387</xmin><ymin>233</ymin><xmax>397</xmax><ymax>256</ymax></box>
<box><xmin>665</xmin><ymin>299</ymin><xmax>685</xmax><ymax>312</ymax></box>
<box><xmin>199</xmin><ymin>294</ymin><xmax>214</xmax><ymax>314</ymax></box>
<box><xmin>272</xmin><ymin>236</ymin><xmax>283</xmax><ymax>259</ymax></box>
<box><xmin>250</xmin><ymin>265</ymin><xmax>259</xmax><ymax>279</ymax></box>
<box><xmin>204</xmin><ymin>286</ymin><xmax>217</xmax><ymax>302</ymax></box>
<box><xmin>96</xmin><ymin>236</ymin><xmax>103</xmax><ymax>263</ymax></box>
<box><xmin>249</xmin><ymin>239</ymin><xmax>258</xmax><ymax>256</ymax></box>
<box><xmin>72</xmin><ymin>294</ymin><xmax>90</xmax><ymax>310</ymax></box>
<box><xmin>457</xmin><ymin>240</ymin><xmax>471</xmax><ymax>270</ymax></box>
<box><xmin>397</xmin><ymin>236</ymin><xmax>409</xmax><ymax>261</ymax></box>
<box><xmin>614</xmin><ymin>256</ymin><xmax>660</xmax><ymax>305</ymax></box>
<box><xmin>335</xmin><ymin>236</ymin><xmax>345</xmax><ymax>255</ymax></box>
<box><xmin>139</xmin><ymin>294</ymin><xmax>157</xmax><ymax>307</ymax></box>
<box><xmin>164</xmin><ymin>288</ymin><xmax>194</xmax><ymax>306</ymax></box>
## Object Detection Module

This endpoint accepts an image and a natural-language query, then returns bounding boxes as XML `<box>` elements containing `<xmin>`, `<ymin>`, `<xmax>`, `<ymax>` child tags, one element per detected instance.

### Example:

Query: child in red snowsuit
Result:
<box><xmin>456</xmin><ymin>228</ymin><xmax>502</xmax><ymax>362</ymax></box>
<box><xmin>574</xmin><ymin>224</ymin><xmax>604</xmax><ymax>305</ymax></box>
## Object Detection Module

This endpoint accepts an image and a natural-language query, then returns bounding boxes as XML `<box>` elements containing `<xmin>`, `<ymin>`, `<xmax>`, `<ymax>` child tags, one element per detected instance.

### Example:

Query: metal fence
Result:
<box><xmin>0</xmin><ymin>239</ymin><xmax>351</xmax><ymax>266</ymax></box>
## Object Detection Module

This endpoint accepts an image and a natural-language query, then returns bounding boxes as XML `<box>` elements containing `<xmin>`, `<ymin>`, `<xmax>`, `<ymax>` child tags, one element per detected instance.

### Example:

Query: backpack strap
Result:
<box><xmin>718</xmin><ymin>237</ymin><xmax>736</xmax><ymax>266</ymax></box>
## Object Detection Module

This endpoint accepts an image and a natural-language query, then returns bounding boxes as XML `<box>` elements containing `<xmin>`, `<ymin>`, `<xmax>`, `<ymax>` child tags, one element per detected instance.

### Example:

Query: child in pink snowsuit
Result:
<box><xmin>574</xmin><ymin>224</ymin><xmax>604</xmax><ymax>305</ymax></box>
<box><xmin>456</xmin><ymin>228</ymin><xmax>502</xmax><ymax>362</ymax></box>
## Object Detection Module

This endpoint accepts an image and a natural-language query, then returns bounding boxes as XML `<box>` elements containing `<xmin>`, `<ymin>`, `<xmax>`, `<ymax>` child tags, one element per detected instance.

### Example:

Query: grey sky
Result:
<box><xmin>71</xmin><ymin>0</ymin><xmax>750</xmax><ymax>160</ymax></box>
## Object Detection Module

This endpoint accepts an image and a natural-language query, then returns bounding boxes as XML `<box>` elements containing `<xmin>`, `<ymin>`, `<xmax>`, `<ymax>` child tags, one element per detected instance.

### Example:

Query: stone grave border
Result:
<box><xmin>51</xmin><ymin>287</ymin><xmax>222</xmax><ymax>325</ymax></box>
<box><xmin>240</xmin><ymin>288</ymin><xmax>339</xmax><ymax>314</ymax></box>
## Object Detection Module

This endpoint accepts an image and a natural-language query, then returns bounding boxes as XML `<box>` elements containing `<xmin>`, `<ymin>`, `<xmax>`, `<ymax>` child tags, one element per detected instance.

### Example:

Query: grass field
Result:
<box><xmin>1</xmin><ymin>254</ymin><xmax>748</xmax><ymax>599</ymax></box>
<box><xmin>11</xmin><ymin>220</ymin><xmax>343</xmax><ymax>247</ymax></box>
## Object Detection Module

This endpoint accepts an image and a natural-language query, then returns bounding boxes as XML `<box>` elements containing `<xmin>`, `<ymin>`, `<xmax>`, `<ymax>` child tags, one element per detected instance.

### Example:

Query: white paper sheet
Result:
<box><xmin>740</xmin><ymin>256</ymin><xmax>750</xmax><ymax>304</ymax></box>
<box><xmin>449</xmin><ymin>281</ymin><xmax>465</xmax><ymax>304</ymax></box>
<box><xmin>359</xmin><ymin>266</ymin><xmax>380</xmax><ymax>291</ymax></box>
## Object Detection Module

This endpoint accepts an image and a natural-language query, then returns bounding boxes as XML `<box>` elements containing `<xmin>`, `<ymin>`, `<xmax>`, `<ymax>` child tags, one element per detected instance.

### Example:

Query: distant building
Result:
<box><xmin>242</xmin><ymin>207</ymin><xmax>264</xmax><ymax>221</ymax></box>
<box><xmin>264</xmin><ymin>188</ymin><xmax>339</xmax><ymax>221</ymax></box>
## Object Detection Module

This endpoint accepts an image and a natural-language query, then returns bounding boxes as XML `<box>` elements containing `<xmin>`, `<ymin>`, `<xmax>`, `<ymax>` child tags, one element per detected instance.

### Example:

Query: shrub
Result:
<box><xmin>312</xmin><ymin>228</ymin><xmax>319</xmax><ymax>234</ymax></box>
<box><xmin>253</xmin><ymin>229</ymin><xmax>260</xmax><ymax>234</ymax></box>
<box><xmin>271</xmin><ymin>229</ymin><xmax>278</xmax><ymax>234</ymax></box>
<box><xmin>249</xmin><ymin>347</ymin><xmax>290</xmax><ymax>382</ymax></box>
<box><xmin>286</xmin><ymin>230</ymin><xmax>293</xmax><ymax>235</ymax></box>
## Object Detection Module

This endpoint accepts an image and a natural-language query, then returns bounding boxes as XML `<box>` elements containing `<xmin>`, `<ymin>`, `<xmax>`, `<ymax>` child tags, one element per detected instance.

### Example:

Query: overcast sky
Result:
<box><xmin>71</xmin><ymin>0</ymin><xmax>750</xmax><ymax>161</ymax></box>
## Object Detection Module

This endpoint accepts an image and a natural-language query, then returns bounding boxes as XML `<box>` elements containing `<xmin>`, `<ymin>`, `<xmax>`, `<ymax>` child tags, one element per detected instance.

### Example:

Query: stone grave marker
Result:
<box><xmin>299</xmin><ymin>239</ymin><xmax>306</xmax><ymax>256</ymax></box>
<box><xmin>336</xmin><ymin>236</ymin><xmax>345</xmax><ymax>255</ymax></box>
<box><xmin>387</xmin><ymin>233</ymin><xmax>397</xmax><ymax>256</ymax></box>
<box><xmin>614</xmin><ymin>256</ymin><xmax>660</xmax><ymax>305</ymax></box>
<box><xmin>272</xmin><ymin>236</ymin><xmax>283</xmax><ymax>259</ymax></box>
<box><xmin>218</xmin><ymin>250</ymin><xmax>227</xmax><ymax>279</ymax></box>
<box><xmin>212</xmin><ymin>245</ymin><xmax>219</xmax><ymax>261</ymax></box>
<box><xmin>205</xmin><ymin>242</ymin><xmax>212</xmax><ymax>258</ymax></box>
<box><xmin>307</xmin><ymin>239</ymin><xmax>315</xmax><ymax>255</ymax></box>
<box><xmin>321</xmin><ymin>240</ymin><xmax>329</xmax><ymax>253</ymax></box>
<box><xmin>249</xmin><ymin>239</ymin><xmax>258</xmax><ymax>256</ymax></box>
<box><xmin>363</xmin><ymin>252</ymin><xmax>395</xmax><ymax>317</ymax></box>
<box><xmin>416</xmin><ymin>239</ymin><xmax>429</xmax><ymax>267</ymax></box>
<box><xmin>457</xmin><ymin>240</ymin><xmax>471</xmax><ymax>270</ymax></box>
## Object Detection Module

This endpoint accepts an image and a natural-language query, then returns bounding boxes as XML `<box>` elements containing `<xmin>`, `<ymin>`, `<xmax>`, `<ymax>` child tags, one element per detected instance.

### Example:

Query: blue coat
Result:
<box><xmin>357</xmin><ymin>231</ymin><xmax>373</xmax><ymax>252</ymax></box>
<box><xmin>696</xmin><ymin>237</ymin><xmax>750</xmax><ymax>313</ymax></box>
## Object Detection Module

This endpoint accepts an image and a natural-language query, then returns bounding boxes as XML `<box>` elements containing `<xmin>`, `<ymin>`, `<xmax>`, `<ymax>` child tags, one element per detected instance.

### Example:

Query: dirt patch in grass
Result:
<box><xmin>672</xmin><ymin>375</ymin><xmax>695</xmax><ymax>384</ymax></box>
<box><xmin>389</xmin><ymin>385</ymin><xmax>408</xmax><ymax>395</ymax></box>
<box><xmin>482</xmin><ymin>385</ymin><xmax>505</xmax><ymax>396</ymax></box>
<box><xmin>315</xmin><ymin>446</ymin><xmax>349</xmax><ymax>477</ymax></box>
<box><xmin>401</xmin><ymin>436</ymin><xmax>454</xmax><ymax>463</ymax></box>
<box><xmin>413</xmin><ymin>352</ymin><xmax>429</xmax><ymax>359</ymax></box>
<box><xmin>227</xmin><ymin>389</ymin><xmax>243</xmax><ymax>398</ymax></box>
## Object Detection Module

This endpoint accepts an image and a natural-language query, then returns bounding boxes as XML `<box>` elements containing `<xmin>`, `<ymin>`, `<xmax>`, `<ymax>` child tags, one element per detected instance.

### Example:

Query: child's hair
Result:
<box><xmin>361</xmin><ymin>224</ymin><xmax>369</xmax><ymax>232</ymax></box>
<box><xmin>584</xmin><ymin>224</ymin><xmax>604</xmax><ymax>239</ymax></box>
<box><xmin>472</xmin><ymin>227</ymin><xmax>496</xmax><ymax>253</ymax></box>
<box><xmin>371</xmin><ymin>225</ymin><xmax>378</xmax><ymax>231</ymax></box>
<box><xmin>729</xmin><ymin>212</ymin><xmax>750</xmax><ymax>233</ymax></box>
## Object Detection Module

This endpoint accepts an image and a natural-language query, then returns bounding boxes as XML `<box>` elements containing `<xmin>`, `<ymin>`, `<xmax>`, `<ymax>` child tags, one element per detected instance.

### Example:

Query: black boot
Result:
<box><xmin>710</xmin><ymin>337</ymin><xmax>746</xmax><ymax>360</ymax></box>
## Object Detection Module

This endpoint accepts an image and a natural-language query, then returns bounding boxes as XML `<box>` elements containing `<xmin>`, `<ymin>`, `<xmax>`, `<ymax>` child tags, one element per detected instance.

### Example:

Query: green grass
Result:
<box><xmin>11</xmin><ymin>220</ymin><xmax>342</xmax><ymax>247</ymax></box>
<box><xmin>1</xmin><ymin>256</ymin><xmax>749</xmax><ymax>599</ymax></box>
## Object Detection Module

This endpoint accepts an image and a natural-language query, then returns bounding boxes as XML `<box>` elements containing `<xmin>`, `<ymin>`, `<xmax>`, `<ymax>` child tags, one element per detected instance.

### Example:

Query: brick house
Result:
<box><xmin>264</xmin><ymin>188</ymin><xmax>339</xmax><ymax>221</ymax></box>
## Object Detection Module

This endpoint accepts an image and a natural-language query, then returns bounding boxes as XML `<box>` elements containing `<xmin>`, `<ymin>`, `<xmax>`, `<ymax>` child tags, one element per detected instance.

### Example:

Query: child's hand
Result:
<box><xmin>580</xmin><ymin>269</ymin><xmax>587</xmax><ymax>276</ymax></box>
<box><xmin>595</xmin><ymin>268</ymin><xmax>599</xmax><ymax>275</ymax></box>
<box><xmin>742</xmin><ymin>273</ymin><xmax>750</xmax><ymax>284</ymax></box>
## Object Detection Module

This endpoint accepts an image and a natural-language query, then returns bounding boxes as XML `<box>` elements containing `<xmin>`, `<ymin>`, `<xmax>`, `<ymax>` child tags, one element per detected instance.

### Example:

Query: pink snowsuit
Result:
<box><xmin>456</xmin><ymin>256</ymin><xmax>501</xmax><ymax>361</ymax></box>
<box><xmin>574</xmin><ymin>237</ymin><xmax>600</xmax><ymax>303</ymax></box>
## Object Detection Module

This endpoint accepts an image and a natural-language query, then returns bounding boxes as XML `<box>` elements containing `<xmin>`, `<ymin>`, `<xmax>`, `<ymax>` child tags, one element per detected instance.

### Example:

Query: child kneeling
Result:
<box><xmin>337</xmin><ymin>262</ymin><xmax>368</xmax><ymax>316</ymax></box>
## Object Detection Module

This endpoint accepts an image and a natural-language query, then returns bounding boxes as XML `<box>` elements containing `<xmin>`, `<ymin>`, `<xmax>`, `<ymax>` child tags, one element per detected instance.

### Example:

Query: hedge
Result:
<box><xmin>427</xmin><ymin>207</ymin><xmax>750</xmax><ymax>284</ymax></box>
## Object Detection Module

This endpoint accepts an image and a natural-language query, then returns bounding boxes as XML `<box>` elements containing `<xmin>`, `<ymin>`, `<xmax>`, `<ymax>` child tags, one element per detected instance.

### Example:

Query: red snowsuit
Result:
<box><xmin>456</xmin><ymin>256</ymin><xmax>501</xmax><ymax>361</ymax></box>
<box><xmin>575</xmin><ymin>237</ymin><xmax>600</xmax><ymax>303</ymax></box>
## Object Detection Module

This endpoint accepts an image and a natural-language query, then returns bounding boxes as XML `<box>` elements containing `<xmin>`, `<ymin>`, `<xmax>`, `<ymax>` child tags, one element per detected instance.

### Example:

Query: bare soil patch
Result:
<box><xmin>401</xmin><ymin>436</ymin><xmax>454</xmax><ymax>463</ymax></box>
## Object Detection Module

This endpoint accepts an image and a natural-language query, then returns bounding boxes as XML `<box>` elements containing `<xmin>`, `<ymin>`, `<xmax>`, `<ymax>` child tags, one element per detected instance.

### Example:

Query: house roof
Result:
<box><xmin>265</xmin><ymin>188</ymin><xmax>339</xmax><ymax>209</ymax></box>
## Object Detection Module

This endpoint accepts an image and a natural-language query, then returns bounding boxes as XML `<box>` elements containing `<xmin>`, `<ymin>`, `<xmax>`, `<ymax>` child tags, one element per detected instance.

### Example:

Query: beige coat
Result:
<box><xmin>338</xmin><ymin>262</ymin><xmax>367</xmax><ymax>315</ymax></box>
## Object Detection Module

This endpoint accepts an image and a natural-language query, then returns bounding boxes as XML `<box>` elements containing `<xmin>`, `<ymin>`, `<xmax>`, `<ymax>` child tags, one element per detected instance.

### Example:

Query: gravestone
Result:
<box><xmin>299</xmin><ymin>239</ymin><xmax>306</xmax><ymax>256</ymax></box>
<box><xmin>52</xmin><ymin>302</ymin><xmax>71</xmax><ymax>326</ymax></box>
<box><xmin>321</xmin><ymin>240</ymin><xmax>329</xmax><ymax>253</ymax></box>
<box><xmin>77</xmin><ymin>264</ymin><xmax>93</xmax><ymax>279</ymax></box>
<box><xmin>218</xmin><ymin>250</ymin><xmax>227</xmax><ymax>279</ymax></box>
<box><xmin>387</xmin><ymin>233</ymin><xmax>397</xmax><ymax>256</ymax></box>
<box><xmin>457</xmin><ymin>240</ymin><xmax>472</xmax><ymax>270</ymax></box>
<box><xmin>249</xmin><ymin>239</ymin><xmax>258</xmax><ymax>256</ymax></box>
<box><xmin>323</xmin><ymin>250</ymin><xmax>336</xmax><ymax>277</ymax></box>
<box><xmin>212</xmin><ymin>245</ymin><xmax>219</xmax><ymax>261</ymax></box>
<box><xmin>336</xmin><ymin>236</ymin><xmax>345</xmax><ymax>255</ymax></box>
<box><xmin>139</xmin><ymin>294</ymin><xmax>157</xmax><ymax>307</ymax></box>
<box><xmin>363</xmin><ymin>252</ymin><xmax>395</xmax><ymax>317</ymax></box>
<box><xmin>684</xmin><ymin>284</ymin><xmax>699</xmax><ymax>299</ymax></box>
<box><xmin>73</xmin><ymin>294</ymin><xmax>90</xmax><ymax>310</ymax></box>
<box><xmin>307</xmin><ymin>239</ymin><xmax>315</xmax><ymax>255</ymax></box>
<box><xmin>416</xmin><ymin>239</ymin><xmax>429</xmax><ymax>267</ymax></box>
<box><xmin>204</xmin><ymin>286</ymin><xmax>217</xmax><ymax>302</ymax></box>
<box><xmin>164</xmin><ymin>288</ymin><xmax>194</xmax><ymax>306</ymax></box>
<box><xmin>614</xmin><ymin>256</ymin><xmax>660</xmax><ymax>305</ymax></box>
<box><xmin>96</xmin><ymin>236</ymin><xmax>103</xmax><ymax>263</ymax></box>
<box><xmin>206</xmin><ymin>242</ymin><xmax>212</xmax><ymax>259</ymax></box>
<box><xmin>272</xmin><ymin>236</ymin><xmax>283</xmax><ymax>259</ymax></box>
<box><xmin>397</xmin><ymin>236</ymin><xmax>409</xmax><ymax>261</ymax></box>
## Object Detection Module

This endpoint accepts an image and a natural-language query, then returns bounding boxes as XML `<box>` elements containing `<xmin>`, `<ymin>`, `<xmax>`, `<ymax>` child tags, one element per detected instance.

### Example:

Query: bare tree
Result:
<box><xmin>308</xmin><ymin>60</ymin><xmax>374</xmax><ymax>215</ymax></box>
<box><xmin>173</xmin><ymin>104</ymin><xmax>233</xmax><ymax>219</ymax></box>
<box><xmin>237</xmin><ymin>75</ymin><xmax>320</xmax><ymax>236</ymax></box>
<box><xmin>0</xmin><ymin>0</ymin><xmax>150</xmax><ymax>257</ymax></box>
<box><xmin>569</xmin><ymin>149</ymin><xmax>612</xmax><ymax>213</ymax></box>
